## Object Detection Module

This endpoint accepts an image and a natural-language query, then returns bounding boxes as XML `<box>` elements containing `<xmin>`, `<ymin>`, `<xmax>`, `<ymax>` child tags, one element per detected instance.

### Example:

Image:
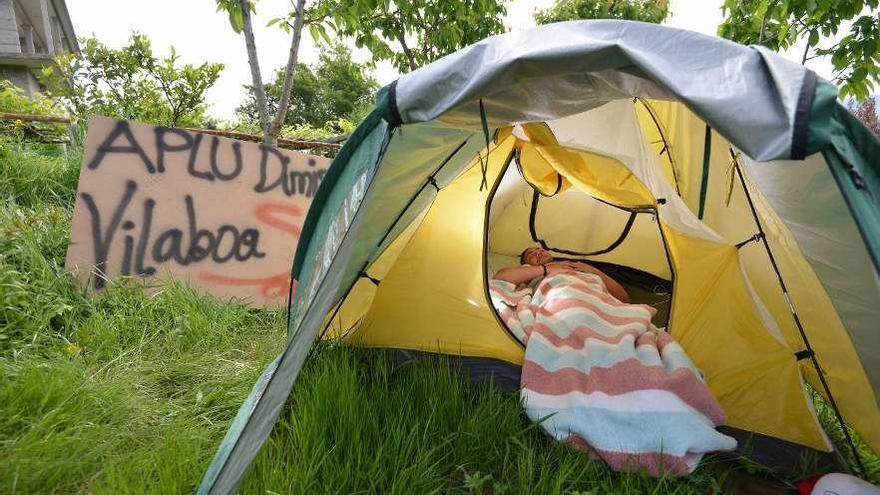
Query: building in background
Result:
<box><xmin>0</xmin><ymin>0</ymin><xmax>77</xmax><ymax>95</ymax></box>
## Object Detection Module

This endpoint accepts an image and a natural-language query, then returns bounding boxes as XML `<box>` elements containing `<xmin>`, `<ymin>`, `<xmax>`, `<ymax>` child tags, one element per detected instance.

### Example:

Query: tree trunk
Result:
<box><xmin>396</xmin><ymin>32</ymin><xmax>417</xmax><ymax>72</ymax></box>
<box><xmin>800</xmin><ymin>37</ymin><xmax>811</xmax><ymax>65</ymax></box>
<box><xmin>269</xmin><ymin>0</ymin><xmax>307</xmax><ymax>141</ymax></box>
<box><xmin>394</xmin><ymin>20</ymin><xmax>418</xmax><ymax>72</ymax></box>
<box><xmin>241</xmin><ymin>0</ymin><xmax>272</xmax><ymax>144</ymax></box>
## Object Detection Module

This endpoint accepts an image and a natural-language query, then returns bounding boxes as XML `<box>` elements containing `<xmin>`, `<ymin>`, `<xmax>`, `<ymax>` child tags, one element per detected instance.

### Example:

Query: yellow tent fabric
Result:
<box><xmin>531</xmin><ymin>145</ymin><xmax>654</xmax><ymax>207</ymax></box>
<box><xmin>635</xmin><ymin>100</ymin><xmax>880</xmax><ymax>457</ymax></box>
<box><xmin>661</xmin><ymin>229</ymin><xmax>828</xmax><ymax>450</ymax></box>
<box><xmin>348</xmin><ymin>138</ymin><xmax>524</xmax><ymax>364</ymax></box>
<box><xmin>320</xmin><ymin>102</ymin><xmax>879</xmax><ymax>456</ymax></box>
<box><xmin>517</xmin><ymin>143</ymin><xmax>570</xmax><ymax>196</ymax></box>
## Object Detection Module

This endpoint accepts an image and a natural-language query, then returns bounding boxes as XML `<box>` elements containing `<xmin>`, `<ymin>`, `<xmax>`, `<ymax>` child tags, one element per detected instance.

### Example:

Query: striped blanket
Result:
<box><xmin>490</xmin><ymin>270</ymin><xmax>736</xmax><ymax>476</ymax></box>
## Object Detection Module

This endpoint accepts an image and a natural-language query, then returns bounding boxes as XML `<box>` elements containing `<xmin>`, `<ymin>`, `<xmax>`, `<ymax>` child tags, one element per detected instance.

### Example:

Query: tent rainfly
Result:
<box><xmin>198</xmin><ymin>20</ymin><xmax>880</xmax><ymax>494</ymax></box>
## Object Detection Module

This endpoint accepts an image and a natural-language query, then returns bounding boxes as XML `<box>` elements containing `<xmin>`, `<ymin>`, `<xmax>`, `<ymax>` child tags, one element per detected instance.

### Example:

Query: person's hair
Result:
<box><xmin>520</xmin><ymin>247</ymin><xmax>534</xmax><ymax>265</ymax></box>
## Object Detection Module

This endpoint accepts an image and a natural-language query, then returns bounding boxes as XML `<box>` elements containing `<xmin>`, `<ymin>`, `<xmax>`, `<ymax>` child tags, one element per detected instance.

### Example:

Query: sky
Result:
<box><xmin>65</xmin><ymin>0</ymin><xmax>844</xmax><ymax>120</ymax></box>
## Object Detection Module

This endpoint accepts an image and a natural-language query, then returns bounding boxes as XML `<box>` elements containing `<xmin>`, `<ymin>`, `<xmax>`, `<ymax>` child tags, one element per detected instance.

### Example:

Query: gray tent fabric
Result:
<box><xmin>394</xmin><ymin>20</ymin><xmax>812</xmax><ymax>162</ymax></box>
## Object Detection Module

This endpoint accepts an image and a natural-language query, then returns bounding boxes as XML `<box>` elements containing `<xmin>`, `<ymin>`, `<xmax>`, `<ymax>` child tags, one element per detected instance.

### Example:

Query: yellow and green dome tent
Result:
<box><xmin>200</xmin><ymin>20</ymin><xmax>880</xmax><ymax>494</ymax></box>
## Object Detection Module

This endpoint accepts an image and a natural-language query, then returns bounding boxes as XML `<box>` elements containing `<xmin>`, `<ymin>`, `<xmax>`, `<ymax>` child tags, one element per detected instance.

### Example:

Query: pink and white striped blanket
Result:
<box><xmin>489</xmin><ymin>270</ymin><xmax>737</xmax><ymax>476</ymax></box>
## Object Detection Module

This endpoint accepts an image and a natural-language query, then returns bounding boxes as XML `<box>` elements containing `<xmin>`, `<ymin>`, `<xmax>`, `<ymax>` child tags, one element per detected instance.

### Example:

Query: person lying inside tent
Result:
<box><xmin>494</xmin><ymin>246</ymin><xmax>631</xmax><ymax>303</ymax></box>
<box><xmin>490</xmin><ymin>246</ymin><xmax>737</xmax><ymax>477</ymax></box>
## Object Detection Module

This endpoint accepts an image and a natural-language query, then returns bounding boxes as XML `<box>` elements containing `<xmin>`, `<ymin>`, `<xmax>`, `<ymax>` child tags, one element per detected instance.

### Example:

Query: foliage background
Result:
<box><xmin>236</xmin><ymin>43</ymin><xmax>376</xmax><ymax>133</ymax></box>
<box><xmin>534</xmin><ymin>0</ymin><xmax>669</xmax><ymax>24</ymax></box>
<box><xmin>719</xmin><ymin>0</ymin><xmax>880</xmax><ymax>100</ymax></box>
<box><xmin>40</xmin><ymin>34</ymin><xmax>223</xmax><ymax>128</ymax></box>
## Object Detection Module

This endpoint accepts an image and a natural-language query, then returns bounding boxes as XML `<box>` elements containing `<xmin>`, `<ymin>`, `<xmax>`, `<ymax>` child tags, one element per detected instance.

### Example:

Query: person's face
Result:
<box><xmin>522</xmin><ymin>247</ymin><xmax>553</xmax><ymax>266</ymax></box>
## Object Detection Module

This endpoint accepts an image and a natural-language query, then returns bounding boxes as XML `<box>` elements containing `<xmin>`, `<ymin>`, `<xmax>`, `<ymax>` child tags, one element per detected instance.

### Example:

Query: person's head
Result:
<box><xmin>520</xmin><ymin>246</ymin><xmax>553</xmax><ymax>266</ymax></box>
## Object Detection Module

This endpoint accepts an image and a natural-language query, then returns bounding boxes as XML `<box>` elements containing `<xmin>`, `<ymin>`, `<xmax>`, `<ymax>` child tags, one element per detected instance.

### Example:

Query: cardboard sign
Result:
<box><xmin>65</xmin><ymin>117</ymin><xmax>331</xmax><ymax>307</ymax></box>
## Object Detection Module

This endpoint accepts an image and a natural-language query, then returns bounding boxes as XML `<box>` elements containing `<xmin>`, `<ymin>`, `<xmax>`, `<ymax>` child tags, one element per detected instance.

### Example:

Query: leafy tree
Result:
<box><xmin>40</xmin><ymin>33</ymin><xmax>223</xmax><ymax>127</ymax></box>
<box><xmin>216</xmin><ymin>0</ymin><xmax>307</xmax><ymax>145</ymax></box>
<box><xmin>719</xmin><ymin>0</ymin><xmax>880</xmax><ymax>100</ymax></box>
<box><xmin>849</xmin><ymin>96</ymin><xmax>879</xmax><ymax>135</ymax></box>
<box><xmin>534</xmin><ymin>0</ymin><xmax>669</xmax><ymax>24</ymax></box>
<box><xmin>0</xmin><ymin>81</ymin><xmax>68</xmax><ymax>142</ymax></box>
<box><xmin>237</xmin><ymin>43</ymin><xmax>377</xmax><ymax>132</ymax></box>
<box><xmin>304</xmin><ymin>0</ymin><xmax>508</xmax><ymax>73</ymax></box>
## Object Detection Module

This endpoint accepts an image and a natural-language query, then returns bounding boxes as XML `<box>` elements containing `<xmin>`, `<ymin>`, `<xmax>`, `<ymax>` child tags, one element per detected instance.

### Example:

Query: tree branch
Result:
<box><xmin>303</xmin><ymin>11</ymin><xmax>330</xmax><ymax>25</ymax></box>
<box><xmin>758</xmin><ymin>0</ymin><xmax>778</xmax><ymax>45</ymax></box>
<box><xmin>801</xmin><ymin>38</ymin><xmax>812</xmax><ymax>65</ymax></box>
<box><xmin>393</xmin><ymin>14</ymin><xmax>417</xmax><ymax>72</ymax></box>
<box><xmin>270</xmin><ymin>0</ymin><xmax>307</xmax><ymax>143</ymax></box>
<box><xmin>412</xmin><ymin>6</ymin><xmax>429</xmax><ymax>60</ymax></box>
<box><xmin>149</xmin><ymin>64</ymin><xmax>181</xmax><ymax>126</ymax></box>
<box><xmin>240</xmin><ymin>0</ymin><xmax>272</xmax><ymax>143</ymax></box>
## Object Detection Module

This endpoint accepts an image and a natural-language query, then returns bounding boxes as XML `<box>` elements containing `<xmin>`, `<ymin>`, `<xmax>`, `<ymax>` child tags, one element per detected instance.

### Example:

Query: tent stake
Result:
<box><xmin>731</xmin><ymin>151</ymin><xmax>867</xmax><ymax>476</ymax></box>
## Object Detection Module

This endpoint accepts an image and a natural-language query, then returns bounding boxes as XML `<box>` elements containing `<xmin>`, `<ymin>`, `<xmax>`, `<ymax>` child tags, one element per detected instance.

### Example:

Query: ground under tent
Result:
<box><xmin>198</xmin><ymin>21</ymin><xmax>880</xmax><ymax>494</ymax></box>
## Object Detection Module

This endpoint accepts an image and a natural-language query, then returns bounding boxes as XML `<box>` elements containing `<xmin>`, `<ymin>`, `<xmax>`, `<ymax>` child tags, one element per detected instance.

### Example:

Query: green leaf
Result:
<box><xmin>851</xmin><ymin>67</ymin><xmax>868</xmax><ymax>83</ymax></box>
<box><xmin>865</xmin><ymin>37</ymin><xmax>878</xmax><ymax>56</ymax></box>
<box><xmin>534</xmin><ymin>0</ymin><xmax>670</xmax><ymax>24</ymax></box>
<box><xmin>831</xmin><ymin>48</ymin><xmax>848</xmax><ymax>69</ymax></box>
<box><xmin>309</xmin><ymin>23</ymin><xmax>323</xmax><ymax>44</ymax></box>
<box><xmin>228</xmin><ymin>8</ymin><xmax>244</xmax><ymax>33</ymax></box>
<box><xmin>39</xmin><ymin>33</ymin><xmax>222</xmax><ymax>127</ymax></box>
<box><xmin>316</xmin><ymin>24</ymin><xmax>332</xmax><ymax>45</ymax></box>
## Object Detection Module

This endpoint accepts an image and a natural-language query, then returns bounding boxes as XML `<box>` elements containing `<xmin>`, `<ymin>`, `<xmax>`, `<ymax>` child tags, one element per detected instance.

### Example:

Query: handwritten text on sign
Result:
<box><xmin>65</xmin><ymin>117</ymin><xmax>331</xmax><ymax>306</ymax></box>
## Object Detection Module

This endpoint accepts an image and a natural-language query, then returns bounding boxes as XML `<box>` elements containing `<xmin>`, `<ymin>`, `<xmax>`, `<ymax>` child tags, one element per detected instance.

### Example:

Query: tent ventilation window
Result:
<box><xmin>528</xmin><ymin>189</ymin><xmax>652</xmax><ymax>258</ymax></box>
<box><xmin>514</xmin><ymin>186</ymin><xmax>676</xmax><ymax>329</ymax></box>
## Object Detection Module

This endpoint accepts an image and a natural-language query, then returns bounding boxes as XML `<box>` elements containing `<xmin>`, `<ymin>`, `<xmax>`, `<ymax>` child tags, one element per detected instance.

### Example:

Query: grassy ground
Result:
<box><xmin>1</xmin><ymin>137</ymin><xmax>877</xmax><ymax>494</ymax></box>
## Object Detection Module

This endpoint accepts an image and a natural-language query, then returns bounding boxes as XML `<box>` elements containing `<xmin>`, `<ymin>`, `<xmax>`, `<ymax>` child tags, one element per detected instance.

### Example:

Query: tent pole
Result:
<box><xmin>317</xmin><ymin>262</ymin><xmax>371</xmax><ymax>341</ymax></box>
<box><xmin>318</xmin><ymin>138</ymin><xmax>473</xmax><ymax>341</ymax></box>
<box><xmin>634</xmin><ymin>97</ymin><xmax>682</xmax><ymax>196</ymax></box>
<box><xmin>284</xmin><ymin>275</ymin><xmax>295</xmax><ymax>338</ymax></box>
<box><xmin>373</xmin><ymin>138</ymin><xmax>470</xmax><ymax>250</ymax></box>
<box><xmin>731</xmin><ymin>151</ymin><xmax>867</xmax><ymax>476</ymax></box>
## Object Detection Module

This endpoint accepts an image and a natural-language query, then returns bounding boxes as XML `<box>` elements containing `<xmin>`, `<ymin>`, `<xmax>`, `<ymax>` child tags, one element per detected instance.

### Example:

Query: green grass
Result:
<box><xmin>0</xmin><ymin>135</ymin><xmax>877</xmax><ymax>494</ymax></box>
<box><xmin>809</xmin><ymin>388</ymin><xmax>880</xmax><ymax>482</ymax></box>
<box><xmin>242</xmin><ymin>346</ymin><xmax>739</xmax><ymax>495</ymax></box>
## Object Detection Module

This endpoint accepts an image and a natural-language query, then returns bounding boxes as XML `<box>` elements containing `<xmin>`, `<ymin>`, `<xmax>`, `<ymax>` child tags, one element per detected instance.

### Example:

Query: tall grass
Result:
<box><xmin>0</xmin><ymin>136</ymin><xmax>279</xmax><ymax>493</ymax></box>
<box><xmin>0</xmin><ymin>135</ymin><xmax>876</xmax><ymax>493</ymax></box>
<box><xmin>810</xmin><ymin>388</ymin><xmax>880</xmax><ymax>482</ymax></box>
<box><xmin>242</xmin><ymin>346</ymin><xmax>728</xmax><ymax>495</ymax></box>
